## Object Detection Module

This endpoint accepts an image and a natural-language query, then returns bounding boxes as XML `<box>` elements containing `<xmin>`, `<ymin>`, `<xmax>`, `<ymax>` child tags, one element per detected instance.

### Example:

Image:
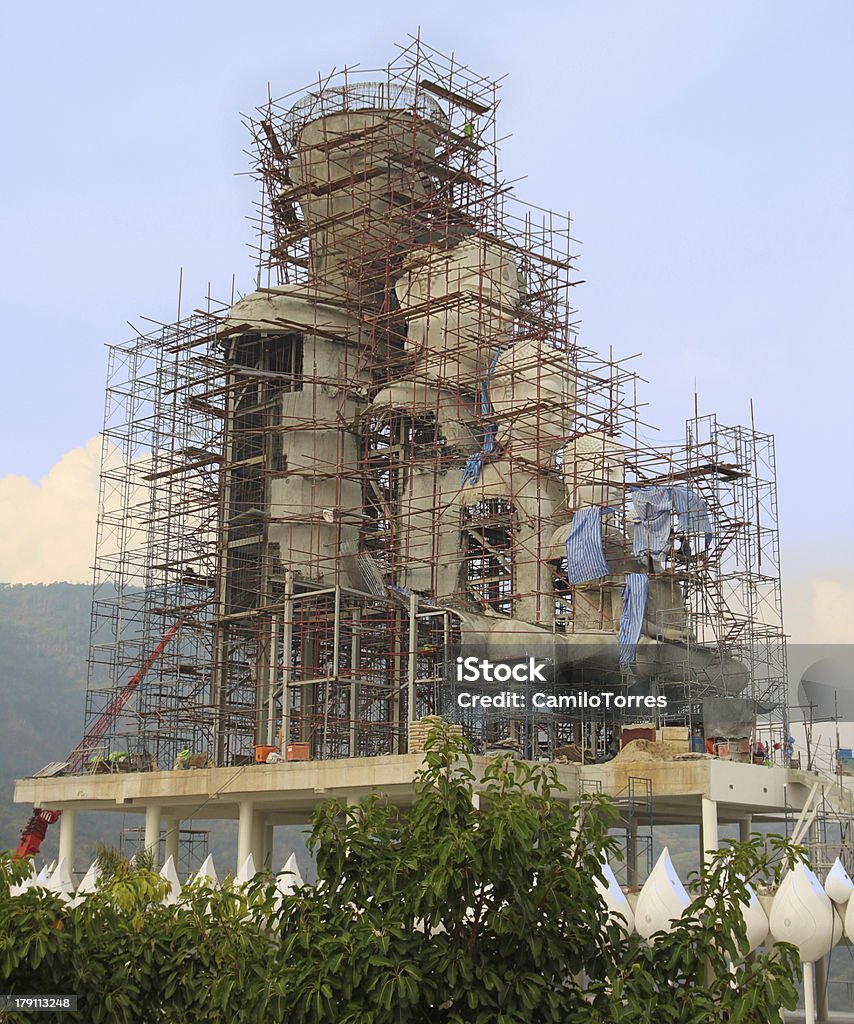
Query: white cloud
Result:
<box><xmin>0</xmin><ymin>437</ymin><xmax>102</xmax><ymax>583</ymax></box>
<box><xmin>783</xmin><ymin>574</ymin><xmax>854</xmax><ymax>645</ymax></box>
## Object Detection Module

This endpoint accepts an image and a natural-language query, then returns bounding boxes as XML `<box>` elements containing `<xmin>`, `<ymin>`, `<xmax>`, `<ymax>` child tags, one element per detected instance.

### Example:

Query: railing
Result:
<box><xmin>284</xmin><ymin>82</ymin><xmax>448</xmax><ymax>133</ymax></box>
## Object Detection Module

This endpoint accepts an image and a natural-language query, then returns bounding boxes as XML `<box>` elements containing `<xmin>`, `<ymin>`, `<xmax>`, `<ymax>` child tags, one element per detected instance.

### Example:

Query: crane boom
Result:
<box><xmin>66</xmin><ymin>622</ymin><xmax>182</xmax><ymax>774</ymax></box>
<box><xmin>14</xmin><ymin>619</ymin><xmax>184</xmax><ymax>858</ymax></box>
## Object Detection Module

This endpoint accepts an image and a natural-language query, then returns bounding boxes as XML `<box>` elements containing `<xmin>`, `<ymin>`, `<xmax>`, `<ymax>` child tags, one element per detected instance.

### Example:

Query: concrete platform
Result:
<box><xmin>14</xmin><ymin>753</ymin><xmax>578</xmax><ymax>824</ymax></box>
<box><xmin>14</xmin><ymin>753</ymin><xmax>830</xmax><ymax>823</ymax></box>
<box><xmin>14</xmin><ymin>753</ymin><xmax>847</xmax><ymax>877</ymax></box>
<box><xmin>578</xmin><ymin>756</ymin><xmax>835</xmax><ymax>825</ymax></box>
<box><xmin>785</xmin><ymin>1014</ymin><xmax>854</xmax><ymax>1022</ymax></box>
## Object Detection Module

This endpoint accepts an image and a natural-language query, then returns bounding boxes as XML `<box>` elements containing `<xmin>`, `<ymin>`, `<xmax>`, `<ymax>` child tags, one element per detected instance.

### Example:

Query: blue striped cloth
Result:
<box><xmin>565</xmin><ymin>507</ymin><xmax>610</xmax><ymax>584</ymax></box>
<box><xmin>630</xmin><ymin>485</ymin><xmax>713</xmax><ymax>558</ymax></box>
<box><xmin>671</xmin><ymin>485</ymin><xmax>713</xmax><ymax>549</ymax></box>
<box><xmin>630</xmin><ymin>487</ymin><xmax>672</xmax><ymax>560</ymax></box>
<box><xmin>619</xmin><ymin>572</ymin><xmax>649</xmax><ymax>666</ymax></box>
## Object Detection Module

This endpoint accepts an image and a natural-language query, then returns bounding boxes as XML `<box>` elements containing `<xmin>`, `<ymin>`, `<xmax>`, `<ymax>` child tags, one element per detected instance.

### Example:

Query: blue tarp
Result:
<box><xmin>565</xmin><ymin>507</ymin><xmax>611</xmax><ymax>584</ymax></box>
<box><xmin>619</xmin><ymin>572</ymin><xmax>649</xmax><ymax>667</ymax></box>
<box><xmin>630</xmin><ymin>485</ymin><xmax>713</xmax><ymax>559</ymax></box>
<box><xmin>462</xmin><ymin>352</ymin><xmax>503</xmax><ymax>487</ymax></box>
<box><xmin>630</xmin><ymin>487</ymin><xmax>672</xmax><ymax>561</ymax></box>
<box><xmin>671</xmin><ymin>484</ymin><xmax>713</xmax><ymax>548</ymax></box>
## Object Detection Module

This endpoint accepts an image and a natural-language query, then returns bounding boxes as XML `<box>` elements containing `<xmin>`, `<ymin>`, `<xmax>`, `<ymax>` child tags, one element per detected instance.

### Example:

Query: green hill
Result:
<box><xmin>0</xmin><ymin>583</ymin><xmax>91</xmax><ymax>855</ymax></box>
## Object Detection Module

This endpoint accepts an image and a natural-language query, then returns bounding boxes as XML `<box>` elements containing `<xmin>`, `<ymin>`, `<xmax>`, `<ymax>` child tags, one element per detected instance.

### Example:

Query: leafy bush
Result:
<box><xmin>0</xmin><ymin>724</ymin><xmax>800</xmax><ymax>1022</ymax></box>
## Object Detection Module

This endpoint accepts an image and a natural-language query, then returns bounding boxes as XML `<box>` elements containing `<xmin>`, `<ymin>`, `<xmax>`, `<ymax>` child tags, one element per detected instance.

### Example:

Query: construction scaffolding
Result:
<box><xmin>80</xmin><ymin>36</ymin><xmax>789</xmax><ymax>773</ymax></box>
<box><xmin>84</xmin><ymin>313</ymin><xmax>224</xmax><ymax>770</ymax></box>
<box><xmin>120</xmin><ymin>825</ymin><xmax>209</xmax><ymax>877</ymax></box>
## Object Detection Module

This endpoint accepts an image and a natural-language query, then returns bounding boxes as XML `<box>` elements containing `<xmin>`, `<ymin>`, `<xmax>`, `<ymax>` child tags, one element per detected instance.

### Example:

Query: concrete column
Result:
<box><xmin>144</xmin><ymin>804</ymin><xmax>161</xmax><ymax>869</ymax></box>
<box><xmin>701</xmin><ymin>797</ymin><xmax>718</xmax><ymax>866</ymax></box>
<box><xmin>739</xmin><ymin>817</ymin><xmax>752</xmax><ymax>844</ymax></box>
<box><xmin>280</xmin><ymin>573</ymin><xmax>294</xmax><ymax>753</ymax></box>
<box><xmin>237</xmin><ymin>800</ymin><xmax>254</xmax><ymax>872</ymax></box>
<box><xmin>263</xmin><ymin>824</ymin><xmax>275</xmax><ymax>872</ymax></box>
<box><xmin>815</xmin><ymin>955</ymin><xmax>829</xmax><ymax>1021</ymax></box>
<box><xmin>251</xmin><ymin>811</ymin><xmax>265</xmax><ymax>871</ymax></box>
<box><xmin>803</xmin><ymin>961</ymin><xmax>816</xmax><ymax>1024</ymax></box>
<box><xmin>164</xmin><ymin>817</ymin><xmax>180</xmax><ymax>865</ymax></box>
<box><xmin>57</xmin><ymin>808</ymin><xmax>76</xmax><ymax>877</ymax></box>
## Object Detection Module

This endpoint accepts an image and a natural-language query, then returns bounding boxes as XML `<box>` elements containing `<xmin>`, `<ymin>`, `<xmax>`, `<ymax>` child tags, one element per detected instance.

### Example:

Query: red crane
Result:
<box><xmin>14</xmin><ymin>621</ymin><xmax>183</xmax><ymax>859</ymax></box>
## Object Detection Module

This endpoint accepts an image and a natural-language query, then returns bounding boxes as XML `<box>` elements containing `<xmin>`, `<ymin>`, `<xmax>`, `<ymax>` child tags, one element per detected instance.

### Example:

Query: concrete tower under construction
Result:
<box><xmin>22</xmin><ymin>38</ymin><xmax>846</xmax><ymax>900</ymax></box>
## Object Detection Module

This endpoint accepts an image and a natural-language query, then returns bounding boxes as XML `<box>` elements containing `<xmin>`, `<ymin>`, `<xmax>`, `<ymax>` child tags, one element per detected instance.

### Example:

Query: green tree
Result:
<box><xmin>0</xmin><ymin>723</ymin><xmax>801</xmax><ymax>1022</ymax></box>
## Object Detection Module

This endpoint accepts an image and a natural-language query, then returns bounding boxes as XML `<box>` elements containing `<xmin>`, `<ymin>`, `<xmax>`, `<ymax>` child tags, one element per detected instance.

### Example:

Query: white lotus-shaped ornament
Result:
<box><xmin>159</xmin><ymin>854</ymin><xmax>182</xmax><ymax>905</ymax></box>
<box><xmin>190</xmin><ymin>854</ymin><xmax>219</xmax><ymax>887</ymax></box>
<box><xmin>635</xmin><ymin>848</ymin><xmax>690</xmax><ymax>940</ymax></box>
<box><xmin>770</xmin><ymin>861</ymin><xmax>835</xmax><ymax>962</ymax></box>
<box><xmin>45</xmin><ymin>858</ymin><xmax>74</xmax><ymax>901</ymax></box>
<box><xmin>740</xmin><ymin>880</ymin><xmax>770</xmax><ymax>955</ymax></box>
<box><xmin>593</xmin><ymin>858</ymin><xmax>634</xmax><ymax>935</ymax></box>
<box><xmin>825</xmin><ymin>857</ymin><xmax>854</xmax><ymax>905</ymax></box>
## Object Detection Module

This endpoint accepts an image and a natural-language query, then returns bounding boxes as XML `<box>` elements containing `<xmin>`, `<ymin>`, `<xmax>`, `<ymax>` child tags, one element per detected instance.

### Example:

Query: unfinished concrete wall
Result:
<box><xmin>463</xmin><ymin>461</ymin><xmax>570</xmax><ymax>626</ymax></box>
<box><xmin>292</xmin><ymin>109</ymin><xmax>440</xmax><ymax>303</ymax></box>
<box><xmin>396</xmin><ymin>239</ymin><xmax>519</xmax><ymax>386</ymax></box>
<box><xmin>219</xmin><ymin>288</ymin><xmax>367</xmax><ymax>587</ymax></box>
<box><xmin>490</xmin><ymin>337</ymin><xmax>575</xmax><ymax>466</ymax></box>
<box><xmin>398</xmin><ymin>465</ymin><xmax>467</xmax><ymax>597</ymax></box>
<box><xmin>563</xmin><ymin>430</ymin><xmax>625</xmax><ymax>509</ymax></box>
<box><xmin>369</xmin><ymin>381</ymin><xmax>478</xmax><ymax>451</ymax></box>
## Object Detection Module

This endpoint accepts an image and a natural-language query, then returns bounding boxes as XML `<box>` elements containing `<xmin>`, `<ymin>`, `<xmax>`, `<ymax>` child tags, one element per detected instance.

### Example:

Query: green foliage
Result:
<box><xmin>0</xmin><ymin>723</ymin><xmax>802</xmax><ymax>1022</ymax></box>
<box><xmin>305</xmin><ymin>724</ymin><xmax>620</xmax><ymax>1023</ymax></box>
<box><xmin>586</xmin><ymin>830</ymin><xmax>801</xmax><ymax>1023</ymax></box>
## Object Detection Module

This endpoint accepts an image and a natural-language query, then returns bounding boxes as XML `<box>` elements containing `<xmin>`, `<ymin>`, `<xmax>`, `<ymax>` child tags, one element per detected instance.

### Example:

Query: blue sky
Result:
<box><xmin>0</xmin><ymin>1</ymin><xmax>852</xmax><ymax>634</ymax></box>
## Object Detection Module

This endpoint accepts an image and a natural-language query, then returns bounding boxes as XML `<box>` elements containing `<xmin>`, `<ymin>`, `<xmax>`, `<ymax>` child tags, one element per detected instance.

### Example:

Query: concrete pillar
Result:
<box><xmin>237</xmin><ymin>800</ymin><xmax>254</xmax><ymax>872</ymax></box>
<box><xmin>251</xmin><ymin>812</ymin><xmax>265</xmax><ymax>871</ymax></box>
<box><xmin>407</xmin><ymin>591</ymin><xmax>417</xmax><ymax>729</ymax></box>
<box><xmin>815</xmin><ymin>955</ymin><xmax>829</xmax><ymax>1021</ymax></box>
<box><xmin>263</xmin><ymin>824</ymin><xmax>275</xmax><ymax>872</ymax></box>
<box><xmin>803</xmin><ymin>961</ymin><xmax>816</xmax><ymax>1024</ymax></box>
<box><xmin>144</xmin><ymin>804</ymin><xmax>161</xmax><ymax>869</ymax></box>
<box><xmin>701</xmin><ymin>797</ymin><xmax>718</xmax><ymax>866</ymax></box>
<box><xmin>739</xmin><ymin>817</ymin><xmax>752</xmax><ymax>844</ymax></box>
<box><xmin>164</xmin><ymin>817</ymin><xmax>180</xmax><ymax>865</ymax></box>
<box><xmin>57</xmin><ymin>808</ymin><xmax>76</xmax><ymax>878</ymax></box>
